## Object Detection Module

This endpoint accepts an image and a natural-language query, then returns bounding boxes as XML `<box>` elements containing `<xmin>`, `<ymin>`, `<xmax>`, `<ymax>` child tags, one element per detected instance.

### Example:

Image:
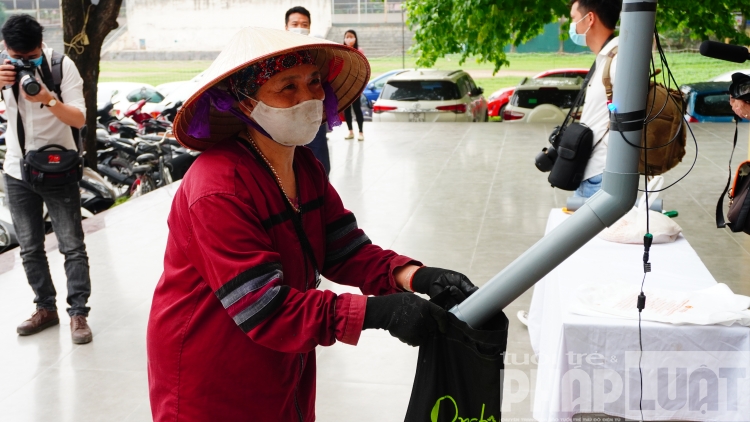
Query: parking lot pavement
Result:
<box><xmin>0</xmin><ymin>122</ymin><xmax>747</xmax><ymax>421</ymax></box>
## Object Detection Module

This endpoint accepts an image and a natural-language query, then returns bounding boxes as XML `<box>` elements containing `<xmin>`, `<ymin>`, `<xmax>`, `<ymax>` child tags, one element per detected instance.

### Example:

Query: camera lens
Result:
<box><xmin>19</xmin><ymin>72</ymin><xmax>41</xmax><ymax>96</ymax></box>
<box><xmin>535</xmin><ymin>146</ymin><xmax>558</xmax><ymax>172</ymax></box>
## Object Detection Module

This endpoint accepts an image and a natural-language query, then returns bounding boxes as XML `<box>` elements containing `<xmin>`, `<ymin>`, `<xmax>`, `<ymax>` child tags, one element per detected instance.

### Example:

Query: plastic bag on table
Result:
<box><xmin>599</xmin><ymin>176</ymin><xmax>682</xmax><ymax>244</ymax></box>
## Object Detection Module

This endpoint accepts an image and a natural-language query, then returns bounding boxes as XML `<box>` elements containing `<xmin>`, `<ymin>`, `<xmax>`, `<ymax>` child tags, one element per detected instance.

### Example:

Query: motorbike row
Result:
<box><xmin>0</xmin><ymin>98</ymin><xmax>197</xmax><ymax>253</ymax></box>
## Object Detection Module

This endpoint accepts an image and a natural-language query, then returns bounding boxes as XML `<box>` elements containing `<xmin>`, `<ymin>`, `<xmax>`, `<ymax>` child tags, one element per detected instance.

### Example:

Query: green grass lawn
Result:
<box><xmin>99</xmin><ymin>52</ymin><xmax>741</xmax><ymax>94</ymax></box>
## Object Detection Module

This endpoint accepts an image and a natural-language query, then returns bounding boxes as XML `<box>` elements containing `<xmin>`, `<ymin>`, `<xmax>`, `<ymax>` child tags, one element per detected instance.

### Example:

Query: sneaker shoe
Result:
<box><xmin>70</xmin><ymin>315</ymin><xmax>93</xmax><ymax>344</ymax></box>
<box><xmin>17</xmin><ymin>309</ymin><xmax>59</xmax><ymax>335</ymax></box>
<box><xmin>357</xmin><ymin>133</ymin><xmax>365</xmax><ymax>141</ymax></box>
<box><xmin>344</xmin><ymin>133</ymin><xmax>354</xmax><ymax>140</ymax></box>
<box><xmin>516</xmin><ymin>310</ymin><xmax>529</xmax><ymax>327</ymax></box>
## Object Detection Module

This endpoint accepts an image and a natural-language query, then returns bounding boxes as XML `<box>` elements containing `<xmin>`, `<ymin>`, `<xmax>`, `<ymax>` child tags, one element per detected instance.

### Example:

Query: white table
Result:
<box><xmin>528</xmin><ymin>210</ymin><xmax>750</xmax><ymax>422</ymax></box>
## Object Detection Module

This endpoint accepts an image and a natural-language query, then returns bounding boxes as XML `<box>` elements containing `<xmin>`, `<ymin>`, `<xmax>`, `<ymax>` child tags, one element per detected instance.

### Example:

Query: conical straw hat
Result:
<box><xmin>174</xmin><ymin>27</ymin><xmax>370</xmax><ymax>151</ymax></box>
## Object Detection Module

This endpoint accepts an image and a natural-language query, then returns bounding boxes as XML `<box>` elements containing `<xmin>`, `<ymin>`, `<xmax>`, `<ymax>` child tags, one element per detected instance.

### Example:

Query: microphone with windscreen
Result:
<box><xmin>699</xmin><ymin>41</ymin><xmax>750</xmax><ymax>63</ymax></box>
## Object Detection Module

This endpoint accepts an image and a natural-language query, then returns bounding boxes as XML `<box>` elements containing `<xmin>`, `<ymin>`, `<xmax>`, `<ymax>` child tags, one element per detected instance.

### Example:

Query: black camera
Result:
<box><xmin>535</xmin><ymin>125</ymin><xmax>562</xmax><ymax>172</ymax></box>
<box><xmin>2</xmin><ymin>54</ymin><xmax>41</xmax><ymax>96</ymax></box>
<box><xmin>729</xmin><ymin>72</ymin><xmax>750</xmax><ymax>102</ymax></box>
<box><xmin>11</xmin><ymin>59</ymin><xmax>41</xmax><ymax>96</ymax></box>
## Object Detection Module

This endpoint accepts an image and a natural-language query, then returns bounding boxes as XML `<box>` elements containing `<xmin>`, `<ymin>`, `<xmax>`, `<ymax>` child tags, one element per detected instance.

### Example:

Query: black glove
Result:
<box><xmin>411</xmin><ymin>267</ymin><xmax>478</xmax><ymax>308</ymax></box>
<box><xmin>362</xmin><ymin>293</ymin><xmax>447</xmax><ymax>347</ymax></box>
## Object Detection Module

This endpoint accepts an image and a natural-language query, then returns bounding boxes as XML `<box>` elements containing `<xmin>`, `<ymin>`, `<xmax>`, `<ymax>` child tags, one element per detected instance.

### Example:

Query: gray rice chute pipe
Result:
<box><xmin>452</xmin><ymin>0</ymin><xmax>657</xmax><ymax>328</ymax></box>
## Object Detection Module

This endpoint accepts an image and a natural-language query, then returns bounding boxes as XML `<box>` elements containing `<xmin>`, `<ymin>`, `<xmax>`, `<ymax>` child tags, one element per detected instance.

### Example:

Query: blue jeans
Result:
<box><xmin>574</xmin><ymin>174</ymin><xmax>603</xmax><ymax>198</ymax></box>
<box><xmin>5</xmin><ymin>175</ymin><xmax>91</xmax><ymax>316</ymax></box>
<box><xmin>307</xmin><ymin>124</ymin><xmax>330</xmax><ymax>176</ymax></box>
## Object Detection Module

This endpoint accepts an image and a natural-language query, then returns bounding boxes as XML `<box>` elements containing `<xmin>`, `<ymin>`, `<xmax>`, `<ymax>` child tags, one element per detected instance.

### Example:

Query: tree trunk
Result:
<box><xmin>62</xmin><ymin>0</ymin><xmax>122</xmax><ymax>169</ymax></box>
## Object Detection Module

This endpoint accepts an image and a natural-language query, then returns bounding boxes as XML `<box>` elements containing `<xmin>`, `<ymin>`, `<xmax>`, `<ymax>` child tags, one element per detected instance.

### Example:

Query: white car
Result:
<box><xmin>97</xmin><ymin>82</ymin><xmax>166</xmax><ymax>118</ymax></box>
<box><xmin>372</xmin><ymin>69</ymin><xmax>488</xmax><ymax>123</ymax></box>
<box><xmin>502</xmin><ymin>77</ymin><xmax>583</xmax><ymax>123</ymax></box>
<box><xmin>155</xmin><ymin>81</ymin><xmax>188</xmax><ymax>98</ymax></box>
<box><xmin>159</xmin><ymin>72</ymin><xmax>207</xmax><ymax>107</ymax></box>
<box><xmin>710</xmin><ymin>69</ymin><xmax>750</xmax><ymax>82</ymax></box>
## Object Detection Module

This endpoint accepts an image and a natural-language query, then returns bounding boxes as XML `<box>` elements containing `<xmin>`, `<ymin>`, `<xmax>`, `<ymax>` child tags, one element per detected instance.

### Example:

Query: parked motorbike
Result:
<box><xmin>159</xmin><ymin>100</ymin><xmax>183</xmax><ymax>123</ymax></box>
<box><xmin>123</xmin><ymin>99</ymin><xmax>172</xmax><ymax>135</ymax></box>
<box><xmin>0</xmin><ymin>167</ymin><xmax>116</xmax><ymax>254</ymax></box>
<box><xmin>95</xmin><ymin>131</ymin><xmax>185</xmax><ymax>198</ymax></box>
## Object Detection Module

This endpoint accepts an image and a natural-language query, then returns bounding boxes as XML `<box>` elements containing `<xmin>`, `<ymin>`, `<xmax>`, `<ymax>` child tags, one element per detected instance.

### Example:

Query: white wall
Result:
<box><xmin>125</xmin><ymin>0</ymin><xmax>333</xmax><ymax>51</ymax></box>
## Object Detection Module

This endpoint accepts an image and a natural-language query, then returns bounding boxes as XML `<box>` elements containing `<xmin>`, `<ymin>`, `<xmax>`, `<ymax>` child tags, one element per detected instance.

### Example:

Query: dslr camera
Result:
<box><xmin>1</xmin><ymin>54</ymin><xmax>41</xmax><ymax>96</ymax></box>
<box><xmin>535</xmin><ymin>125</ymin><xmax>561</xmax><ymax>172</ymax></box>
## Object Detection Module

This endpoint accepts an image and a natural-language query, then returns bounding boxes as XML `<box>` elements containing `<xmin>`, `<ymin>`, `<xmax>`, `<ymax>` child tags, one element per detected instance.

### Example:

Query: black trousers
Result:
<box><xmin>344</xmin><ymin>96</ymin><xmax>364</xmax><ymax>133</ymax></box>
<box><xmin>5</xmin><ymin>175</ymin><xmax>91</xmax><ymax>316</ymax></box>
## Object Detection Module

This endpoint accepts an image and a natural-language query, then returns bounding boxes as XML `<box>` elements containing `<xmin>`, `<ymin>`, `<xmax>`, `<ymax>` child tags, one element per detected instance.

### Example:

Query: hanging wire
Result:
<box><xmin>609</xmin><ymin>28</ymin><xmax>700</xmax><ymax>193</ymax></box>
<box><xmin>65</xmin><ymin>2</ymin><xmax>94</xmax><ymax>56</ymax></box>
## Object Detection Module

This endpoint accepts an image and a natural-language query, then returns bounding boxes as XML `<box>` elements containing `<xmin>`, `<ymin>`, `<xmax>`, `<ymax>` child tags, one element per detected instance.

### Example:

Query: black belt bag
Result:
<box><xmin>21</xmin><ymin>144</ymin><xmax>83</xmax><ymax>186</ymax></box>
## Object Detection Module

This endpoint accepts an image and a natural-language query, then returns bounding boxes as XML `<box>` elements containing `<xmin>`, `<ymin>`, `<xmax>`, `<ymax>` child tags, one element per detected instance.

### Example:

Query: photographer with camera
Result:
<box><xmin>0</xmin><ymin>15</ymin><xmax>93</xmax><ymax>344</ymax></box>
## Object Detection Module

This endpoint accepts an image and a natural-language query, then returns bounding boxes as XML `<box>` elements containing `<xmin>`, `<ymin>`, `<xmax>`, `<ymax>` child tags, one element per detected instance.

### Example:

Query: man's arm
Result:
<box><xmin>0</xmin><ymin>59</ymin><xmax>85</xmax><ymax>128</ymax></box>
<box><xmin>22</xmin><ymin>84</ymin><xmax>85</xmax><ymax>128</ymax></box>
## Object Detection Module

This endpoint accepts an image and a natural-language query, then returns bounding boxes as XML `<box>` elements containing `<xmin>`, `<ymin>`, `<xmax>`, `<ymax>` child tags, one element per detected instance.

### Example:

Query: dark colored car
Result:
<box><xmin>680</xmin><ymin>82</ymin><xmax>747</xmax><ymax>123</ymax></box>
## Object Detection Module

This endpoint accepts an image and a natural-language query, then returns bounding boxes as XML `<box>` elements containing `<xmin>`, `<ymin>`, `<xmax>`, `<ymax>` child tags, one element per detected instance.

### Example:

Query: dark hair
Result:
<box><xmin>285</xmin><ymin>6</ymin><xmax>311</xmax><ymax>26</ymax></box>
<box><xmin>343</xmin><ymin>30</ymin><xmax>359</xmax><ymax>50</ymax></box>
<box><xmin>569</xmin><ymin>0</ymin><xmax>621</xmax><ymax>30</ymax></box>
<box><xmin>2</xmin><ymin>14</ymin><xmax>44</xmax><ymax>53</ymax></box>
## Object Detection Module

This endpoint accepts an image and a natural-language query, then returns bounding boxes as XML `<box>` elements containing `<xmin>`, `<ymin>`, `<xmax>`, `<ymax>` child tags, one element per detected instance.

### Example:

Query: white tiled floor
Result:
<box><xmin>0</xmin><ymin>122</ymin><xmax>747</xmax><ymax>421</ymax></box>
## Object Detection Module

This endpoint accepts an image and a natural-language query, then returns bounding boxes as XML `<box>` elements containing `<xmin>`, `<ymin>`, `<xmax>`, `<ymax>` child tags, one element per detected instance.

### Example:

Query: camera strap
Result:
<box><xmin>554</xmin><ymin>35</ymin><xmax>616</xmax><ymax>143</ymax></box>
<box><xmin>39</xmin><ymin>53</ymin><xmax>63</xmax><ymax>101</ymax></box>
<box><xmin>11</xmin><ymin>83</ymin><xmax>27</xmax><ymax>156</ymax></box>
<box><xmin>715</xmin><ymin>118</ymin><xmax>739</xmax><ymax>228</ymax></box>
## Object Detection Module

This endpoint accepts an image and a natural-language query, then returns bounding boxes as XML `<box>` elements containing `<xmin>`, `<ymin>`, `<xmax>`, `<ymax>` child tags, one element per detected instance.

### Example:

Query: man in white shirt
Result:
<box><xmin>284</xmin><ymin>6</ymin><xmax>331</xmax><ymax>175</ymax></box>
<box><xmin>0</xmin><ymin>14</ymin><xmax>92</xmax><ymax>344</ymax></box>
<box><xmin>569</xmin><ymin>0</ymin><xmax>621</xmax><ymax>198</ymax></box>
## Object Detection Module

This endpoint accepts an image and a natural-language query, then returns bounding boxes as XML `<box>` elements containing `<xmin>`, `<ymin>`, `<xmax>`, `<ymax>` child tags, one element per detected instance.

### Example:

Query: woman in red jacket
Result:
<box><xmin>147</xmin><ymin>27</ymin><xmax>477</xmax><ymax>422</ymax></box>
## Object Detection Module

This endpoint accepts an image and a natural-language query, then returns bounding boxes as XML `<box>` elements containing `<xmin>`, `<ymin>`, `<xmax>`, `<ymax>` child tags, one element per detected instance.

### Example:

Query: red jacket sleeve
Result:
<box><xmin>185</xmin><ymin>193</ymin><xmax>366</xmax><ymax>352</ymax></box>
<box><xmin>321</xmin><ymin>182</ymin><xmax>420</xmax><ymax>296</ymax></box>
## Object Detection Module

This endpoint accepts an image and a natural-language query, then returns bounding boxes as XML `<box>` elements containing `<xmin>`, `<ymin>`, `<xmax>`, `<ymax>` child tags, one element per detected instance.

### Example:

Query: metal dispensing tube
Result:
<box><xmin>453</xmin><ymin>0</ymin><xmax>658</xmax><ymax>327</ymax></box>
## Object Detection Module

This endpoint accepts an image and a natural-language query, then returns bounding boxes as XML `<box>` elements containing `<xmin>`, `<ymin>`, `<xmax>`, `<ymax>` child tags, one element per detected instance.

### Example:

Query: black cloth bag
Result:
<box><xmin>405</xmin><ymin>291</ymin><xmax>509</xmax><ymax>422</ymax></box>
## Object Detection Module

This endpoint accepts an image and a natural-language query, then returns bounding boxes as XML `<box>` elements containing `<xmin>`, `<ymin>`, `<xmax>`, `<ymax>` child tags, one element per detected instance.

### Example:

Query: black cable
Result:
<box><xmin>608</xmin><ymin>29</ymin><xmax>700</xmax><ymax>193</ymax></box>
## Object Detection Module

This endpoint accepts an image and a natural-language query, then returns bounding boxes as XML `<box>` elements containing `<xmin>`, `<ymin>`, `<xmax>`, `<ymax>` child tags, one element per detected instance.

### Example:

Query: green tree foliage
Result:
<box><xmin>404</xmin><ymin>0</ymin><xmax>750</xmax><ymax>73</ymax></box>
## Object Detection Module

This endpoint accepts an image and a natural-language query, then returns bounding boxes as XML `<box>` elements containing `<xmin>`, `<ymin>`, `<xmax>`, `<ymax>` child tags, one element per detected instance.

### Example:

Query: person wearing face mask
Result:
<box><xmin>0</xmin><ymin>15</ymin><xmax>93</xmax><ymax>344</ymax></box>
<box><xmin>568</xmin><ymin>0</ymin><xmax>621</xmax><ymax>198</ymax></box>
<box><xmin>284</xmin><ymin>6</ymin><xmax>331</xmax><ymax>175</ymax></box>
<box><xmin>343</xmin><ymin>29</ymin><xmax>366</xmax><ymax>141</ymax></box>
<box><xmin>146</xmin><ymin>27</ymin><xmax>478</xmax><ymax>421</ymax></box>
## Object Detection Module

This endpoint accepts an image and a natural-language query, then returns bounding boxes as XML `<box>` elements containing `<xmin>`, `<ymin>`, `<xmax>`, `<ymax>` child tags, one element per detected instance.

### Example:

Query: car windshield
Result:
<box><xmin>694</xmin><ymin>92</ymin><xmax>734</xmax><ymax>117</ymax></box>
<box><xmin>539</xmin><ymin>71</ymin><xmax>587</xmax><ymax>79</ymax></box>
<box><xmin>381</xmin><ymin>81</ymin><xmax>460</xmax><ymax>101</ymax></box>
<box><xmin>511</xmin><ymin>89</ymin><xmax>580</xmax><ymax>109</ymax></box>
<box><xmin>126</xmin><ymin>87</ymin><xmax>165</xmax><ymax>103</ymax></box>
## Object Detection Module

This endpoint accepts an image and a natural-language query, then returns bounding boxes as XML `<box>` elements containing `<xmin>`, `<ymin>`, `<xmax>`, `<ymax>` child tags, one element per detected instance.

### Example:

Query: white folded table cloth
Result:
<box><xmin>572</xmin><ymin>281</ymin><xmax>750</xmax><ymax>326</ymax></box>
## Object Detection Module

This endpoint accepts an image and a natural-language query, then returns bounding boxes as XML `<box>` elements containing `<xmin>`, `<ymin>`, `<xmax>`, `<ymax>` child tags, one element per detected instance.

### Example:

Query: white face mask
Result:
<box><xmin>288</xmin><ymin>27</ymin><xmax>310</xmax><ymax>36</ymax></box>
<box><xmin>249</xmin><ymin>99</ymin><xmax>323</xmax><ymax>147</ymax></box>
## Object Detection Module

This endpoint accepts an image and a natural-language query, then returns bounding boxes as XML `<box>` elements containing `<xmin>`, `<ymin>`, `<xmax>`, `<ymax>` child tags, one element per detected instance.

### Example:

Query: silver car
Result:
<box><xmin>372</xmin><ymin>70</ymin><xmax>488</xmax><ymax>122</ymax></box>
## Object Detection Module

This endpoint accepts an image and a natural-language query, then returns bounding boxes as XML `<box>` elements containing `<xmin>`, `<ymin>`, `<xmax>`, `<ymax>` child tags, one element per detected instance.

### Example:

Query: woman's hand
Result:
<box><xmin>362</xmin><ymin>293</ymin><xmax>447</xmax><ymax>347</ymax></box>
<box><xmin>730</xmin><ymin>97</ymin><xmax>750</xmax><ymax>119</ymax></box>
<box><xmin>411</xmin><ymin>267</ymin><xmax>478</xmax><ymax>309</ymax></box>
